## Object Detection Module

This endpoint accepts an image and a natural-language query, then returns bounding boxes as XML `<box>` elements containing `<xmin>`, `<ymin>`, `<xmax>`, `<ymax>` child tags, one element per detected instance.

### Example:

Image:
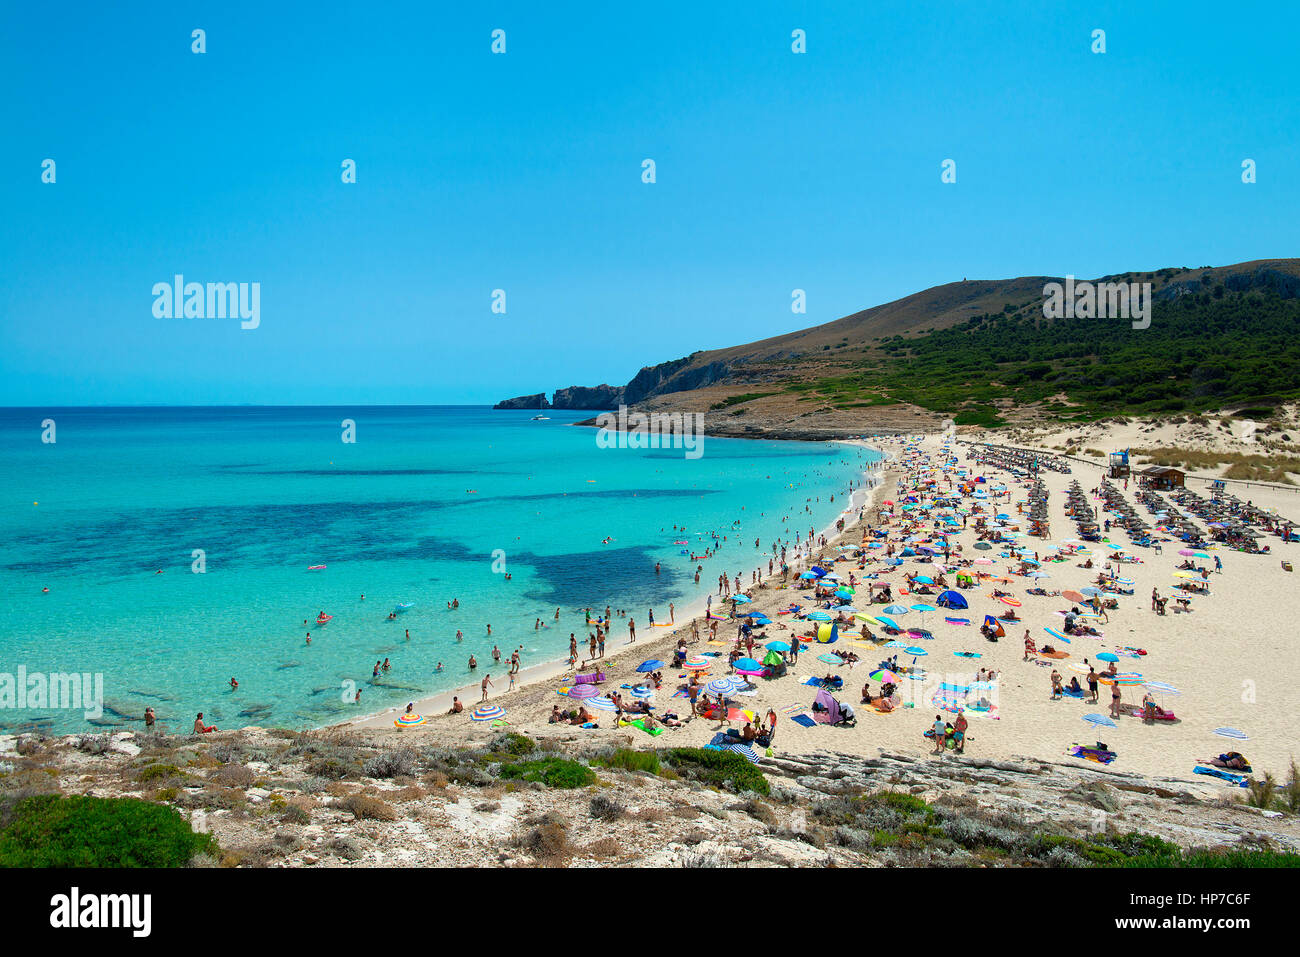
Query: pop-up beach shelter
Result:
<box><xmin>936</xmin><ymin>589</ymin><xmax>968</xmax><ymax>609</ymax></box>
<box><xmin>812</xmin><ymin>687</ymin><xmax>843</xmax><ymax>725</ymax></box>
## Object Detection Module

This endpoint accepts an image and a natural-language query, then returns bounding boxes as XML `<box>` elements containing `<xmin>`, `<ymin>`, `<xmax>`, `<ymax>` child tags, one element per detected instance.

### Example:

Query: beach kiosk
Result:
<box><xmin>1137</xmin><ymin>465</ymin><xmax>1185</xmax><ymax>490</ymax></box>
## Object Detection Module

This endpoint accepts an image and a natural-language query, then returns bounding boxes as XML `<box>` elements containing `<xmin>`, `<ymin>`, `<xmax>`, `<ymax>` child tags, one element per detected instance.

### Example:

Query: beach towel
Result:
<box><xmin>945</xmin><ymin>617</ymin><xmax>970</xmax><ymax>626</ymax></box>
<box><xmin>1194</xmin><ymin>765</ymin><xmax>1248</xmax><ymax>786</ymax></box>
<box><xmin>803</xmin><ymin>677</ymin><xmax>824</xmax><ymax>687</ymax></box>
<box><xmin>780</xmin><ymin>703</ymin><xmax>805</xmax><ymax>715</ymax></box>
<box><xmin>1060</xmin><ymin>687</ymin><xmax>1085</xmax><ymax>698</ymax></box>
<box><xmin>1068</xmin><ymin>744</ymin><xmax>1116</xmax><ymax>764</ymax></box>
<box><xmin>1039</xmin><ymin>650</ymin><xmax>1070</xmax><ymax>659</ymax></box>
<box><xmin>790</xmin><ymin>714</ymin><xmax>818</xmax><ymax>728</ymax></box>
<box><xmin>630</xmin><ymin>718</ymin><xmax>663</xmax><ymax>737</ymax></box>
<box><xmin>953</xmin><ymin>651</ymin><xmax>981</xmax><ymax>658</ymax></box>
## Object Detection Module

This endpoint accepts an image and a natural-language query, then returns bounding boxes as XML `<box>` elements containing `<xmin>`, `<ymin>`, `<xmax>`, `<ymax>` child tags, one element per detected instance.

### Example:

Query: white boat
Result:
<box><xmin>531</xmin><ymin>414</ymin><xmax>550</xmax><ymax>421</ymax></box>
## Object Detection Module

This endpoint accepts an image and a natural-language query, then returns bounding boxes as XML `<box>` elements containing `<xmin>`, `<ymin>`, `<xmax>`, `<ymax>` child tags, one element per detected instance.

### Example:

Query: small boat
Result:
<box><xmin>530</xmin><ymin>415</ymin><xmax>550</xmax><ymax>421</ymax></box>
<box><xmin>316</xmin><ymin>614</ymin><xmax>333</xmax><ymax>625</ymax></box>
<box><xmin>307</xmin><ymin>564</ymin><xmax>326</xmax><ymax>571</ymax></box>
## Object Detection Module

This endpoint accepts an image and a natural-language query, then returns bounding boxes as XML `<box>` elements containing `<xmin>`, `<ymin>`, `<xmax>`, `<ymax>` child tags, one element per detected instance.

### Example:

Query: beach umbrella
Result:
<box><xmin>884</xmin><ymin>640</ymin><xmax>909</xmax><ymax>649</ymax></box>
<box><xmin>734</xmin><ymin>657</ymin><xmax>762</xmax><ymax>671</ymax></box>
<box><xmin>853</xmin><ymin>614</ymin><xmax>882</xmax><ymax>626</ymax></box>
<box><xmin>723</xmin><ymin>742</ymin><xmax>762</xmax><ymax>764</ymax></box>
<box><xmin>636</xmin><ymin>659</ymin><xmax>664</xmax><ymax>672</ymax></box>
<box><xmin>911</xmin><ymin>603</ymin><xmax>937</xmax><ymax>614</ymax></box>
<box><xmin>586</xmin><ymin>696</ymin><xmax>616</xmax><ymax>711</ymax></box>
<box><xmin>876</xmin><ymin>615</ymin><xmax>905</xmax><ymax>632</ymax></box>
<box><xmin>706</xmin><ymin>676</ymin><xmax>742</xmax><ymax>696</ymax></box>
<box><xmin>870</xmin><ymin>669</ymin><xmax>899</xmax><ymax>683</ymax></box>
<box><xmin>1080</xmin><ymin>587</ymin><xmax>1102</xmax><ymax>597</ymax></box>
<box><xmin>764</xmin><ymin>640</ymin><xmax>791</xmax><ymax>652</ymax></box>
<box><xmin>566</xmin><ymin>684</ymin><xmax>601</xmax><ymax>699</ymax></box>
<box><xmin>881</xmin><ymin>604</ymin><xmax>910</xmax><ymax>616</ymax></box>
<box><xmin>1062</xmin><ymin>590</ymin><xmax>1086</xmax><ymax>603</ymax></box>
<box><xmin>905</xmin><ymin>646</ymin><xmax>928</xmax><ymax>658</ymax></box>
<box><xmin>1028</xmin><ymin>571</ymin><xmax>1050</xmax><ymax>579</ymax></box>
<box><xmin>630</xmin><ymin>686</ymin><xmax>654</xmax><ymax>699</ymax></box>
<box><xmin>832</xmin><ymin>605</ymin><xmax>858</xmax><ymax>614</ymax></box>
<box><xmin>913</xmin><ymin>575</ymin><xmax>935</xmax><ymax>585</ymax></box>
<box><xmin>799</xmin><ymin>571</ymin><xmax>818</xmax><ymax>579</ymax></box>
<box><xmin>1082</xmin><ymin>713</ymin><xmax>1116</xmax><ymax>729</ymax></box>
<box><xmin>1099</xmin><ymin>673</ymin><xmax>1144</xmax><ymax>686</ymax></box>
<box><xmin>817</xmin><ymin>653</ymin><xmax>843</xmax><ymax>666</ymax></box>
<box><xmin>806</xmin><ymin>611</ymin><xmax>832</xmax><ymax>622</ymax></box>
<box><xmin>1143</xmin><ymin>681</ymin><xmax>1180</xmax><ymax>695</ymax></box>
<box><xmin>682</xmin><ymin>656</ymin><xmax>712</xmax><ymax>671</ymax></box>
<box><xmin>1213</xmin><ymin>727</ymin><xmax>1249</xmax><ymax>740</ymax></box>
<box><xmin>733</xmin><ymin>594</ymin><xmax>753</xmax><ymax>603</ymax></box>
<box><xmin>750</xmin><ymin>614</ymin><xmax>772</xmax><ymax>626</ymax></box>
<box><xmin>472</xmin><ymin>704</ymin><xmax>506</xmax><ymax>721</ymax></box>
<box><xmin>393</xmin><ymin>712</ymin><xmax>427</xmax><ymax>728</ymax></box>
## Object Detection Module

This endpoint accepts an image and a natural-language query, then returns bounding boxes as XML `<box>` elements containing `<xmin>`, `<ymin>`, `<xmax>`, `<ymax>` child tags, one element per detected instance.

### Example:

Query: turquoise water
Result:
<box><xmin>0</xmin><ymin>407</ymin><xmax>877</xmax><ymax>734</ymax></box>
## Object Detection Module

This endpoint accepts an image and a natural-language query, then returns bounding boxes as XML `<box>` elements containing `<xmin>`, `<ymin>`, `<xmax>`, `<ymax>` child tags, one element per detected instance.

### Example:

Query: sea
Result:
<box><xmin>0</xmin><ymin>406</ymin><xmax>879</xmax><ymax>734</ymax></box>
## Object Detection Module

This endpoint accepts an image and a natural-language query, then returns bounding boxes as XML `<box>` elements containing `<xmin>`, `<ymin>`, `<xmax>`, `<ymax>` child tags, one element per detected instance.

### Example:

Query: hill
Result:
<box><xmin>498</xmin><ymin>259</ymin><xmax>1300</xmax><ymax>435</ymax></box>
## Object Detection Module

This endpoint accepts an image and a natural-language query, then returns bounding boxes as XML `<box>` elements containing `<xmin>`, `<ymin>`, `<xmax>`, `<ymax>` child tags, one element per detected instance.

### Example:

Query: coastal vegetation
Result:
<box><xmin>0</xmin><ymin>795</ymin><xmax>217</xmax><ymax>867</ymax></box>
<box><xmin>5</xmin><ymin>729</ymin><xmax>1300</xmax><ymax>867</ymax></box>
<box><xmin>786</xmin><ymin>289</ymin><xmax>1300</xmax><ymax>426</ymax></box>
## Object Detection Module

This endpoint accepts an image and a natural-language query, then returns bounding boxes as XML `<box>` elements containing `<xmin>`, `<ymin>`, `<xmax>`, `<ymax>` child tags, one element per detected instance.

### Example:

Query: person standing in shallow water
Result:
<box><xmin>628</xmin><ymin>618</ymin><xmax>636</xmax><ymax>643</ymax></box>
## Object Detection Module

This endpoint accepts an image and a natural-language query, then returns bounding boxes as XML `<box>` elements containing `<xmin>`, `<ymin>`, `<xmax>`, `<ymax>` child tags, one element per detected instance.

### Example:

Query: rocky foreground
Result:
<box><xmin>3</xmin><ymin>727</ymin><xmax>1297</xmax><ymax>867</ymax></box>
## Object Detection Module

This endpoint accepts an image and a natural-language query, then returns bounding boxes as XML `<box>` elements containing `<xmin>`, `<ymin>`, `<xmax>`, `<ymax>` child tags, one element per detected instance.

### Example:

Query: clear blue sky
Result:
<box><xmin>2</xmin><ymin>1</ymin><xmax>1296</xmax><ymax>405</ymax></box>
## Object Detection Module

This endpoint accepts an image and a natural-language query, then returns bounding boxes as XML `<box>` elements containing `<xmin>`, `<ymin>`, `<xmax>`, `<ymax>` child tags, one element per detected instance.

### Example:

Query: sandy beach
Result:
<box><xmin>344</xmin><ymin>432</ymin><xmax>1300</xmax><ymax>791</ymax></box>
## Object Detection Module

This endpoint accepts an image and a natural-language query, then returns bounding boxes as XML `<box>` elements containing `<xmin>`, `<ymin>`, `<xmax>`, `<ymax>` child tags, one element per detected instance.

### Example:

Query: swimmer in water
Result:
<box><xmin>229</xmin><ymin>677</ymin><xmax>238</xmax><ymax>690</ymax></box>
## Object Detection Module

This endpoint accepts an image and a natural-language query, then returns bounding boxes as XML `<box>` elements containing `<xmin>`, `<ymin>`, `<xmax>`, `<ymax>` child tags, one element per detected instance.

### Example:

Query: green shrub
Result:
<box><xmin>664</xmin><ymin>748</ymin><xmax>769</xmax><ymax>796</ymax></box>
<box><xmin>0</xmin><ymin>795</ymin><xmax>217</xmax><ymax>867</ymax></box>
<box><xmin>592</xmin><ymin>748</ymin><xmax>661</xmax><ymax>775</ymax></box>
<box><xmin>498</xmin><ymin>759</ymin><xmax>595</xmax><ymax>789</ymax></box>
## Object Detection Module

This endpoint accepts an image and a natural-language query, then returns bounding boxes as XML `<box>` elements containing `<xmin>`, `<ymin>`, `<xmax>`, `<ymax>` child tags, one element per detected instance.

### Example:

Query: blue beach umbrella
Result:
<box><xmin>734</xmin><ymin>657</ymin><xmax>762</xmax><ymax>671</ymax></box>
<box><xmin>806</xmin><ymin>611</ymin><xmax>832</xmax><ymax>622</ymax></box>
<box><xmin>1083</xmin><ymin>713</ymin><xmax>1116</xmax><ymax>729</ymax></box>
<box><xmin>1213</xmin><ymin>727</ymin><xmax>1249</xmax><ymax>740</ymax></box>
<box><xmin>636</xmin><ymin>660</ymin><xmax>664</xmax><ymax>672</ymax></box>
<box><xmin>764</xmin><ymin>640</ymin><xmax>791</xmax><ymax>652</ymax></box>
<box><xmin>1096</xmin><ymin>652</ymin><xmax>1119</xmax><ymax>663</ymax></box>
<box><xmin>881</xmin><ymin>604</ymin><xmax>910</xmax><ymax>616</ymax></box>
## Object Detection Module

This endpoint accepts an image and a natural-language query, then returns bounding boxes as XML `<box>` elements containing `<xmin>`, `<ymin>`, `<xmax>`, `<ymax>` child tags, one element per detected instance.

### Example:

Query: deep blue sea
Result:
<box><xmin>0</xmin><ymin>407</ymin><xmax>878</xmax><ymax>734</ymax></box>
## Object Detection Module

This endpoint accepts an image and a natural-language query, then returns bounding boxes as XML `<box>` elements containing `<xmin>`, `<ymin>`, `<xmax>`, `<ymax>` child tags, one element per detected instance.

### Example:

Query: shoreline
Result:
<box><xmin>342</xmin><ymin>438</ymin><xmax>895</xmax><ymax>731</ymax></box>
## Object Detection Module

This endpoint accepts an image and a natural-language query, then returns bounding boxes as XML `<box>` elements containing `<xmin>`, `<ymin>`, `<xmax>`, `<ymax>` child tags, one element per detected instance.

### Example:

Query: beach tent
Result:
<box><xmin>936</xmin><ymin>589</ymin><xmax>968</xmax><ymax>609</ymax></box>
<box><xmin>981</xmin><ymin>615</ymin><xmax>1005</xmax><ymax>638</ymax></box>
<box><xmin>815</xmin><ymin>623</ymin><xmax>840</xmax><ymax>644</ymax></box>
<box><xmin>762</xmin><ymin>650</ymin><xmax>784</xmax><ymax>668</ymax></box>
<box><xmin>812</xmin><ymin>687</ymin><xmax>843</xmax><ymax>725</ymax></box>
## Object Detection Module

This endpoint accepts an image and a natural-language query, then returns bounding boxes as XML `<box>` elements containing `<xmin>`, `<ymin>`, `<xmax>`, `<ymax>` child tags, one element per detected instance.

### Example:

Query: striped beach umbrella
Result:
<box><xmin>1082</xmin><ymin>713</ymin><xmax>1116</xmax><ymax>729</ymax></box>
<box><xmin>471</xmin><ymin>704</ymin><xmax>505</xmax><ymax>721</ymax></box>
<box><xmin>566</xmin><ymin>684</ymin><xmax>600</xmax><ymax>699</ymax></box>
<box><xmin>706</xmin><ymin>676</ymin><xmax>742</xmax><ymax>696</ymax></box>
<box><xmin>682</xmin><ymin>656</ymin><xmax>712</xmax><ymax>671</ymax></box>
<box><xmin>1143</xmin><ymin>681</ymin><xmax>1180</xmax><ymax>695</ymax></box>
<box><xmin>393</xmin><ymin>712</ymin><xmax>427</xmax><ymax>728</ymax></box>
<box><xmin>586</xmin><ymin>696</ymin><xmax>616</xmax><ymax>711</ymax></box>
<box><xmin>1213</xmin><ymin>727</ymin><xmax>1249</xmax><ymax>740</ymax></box>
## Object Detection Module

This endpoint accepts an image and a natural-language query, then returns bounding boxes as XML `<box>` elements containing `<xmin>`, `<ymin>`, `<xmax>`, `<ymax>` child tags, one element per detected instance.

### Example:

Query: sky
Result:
<box><xmin>2</xmin><ymin>1</ymin><xmax>1297</xmax><ymax>406</ymax></box>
